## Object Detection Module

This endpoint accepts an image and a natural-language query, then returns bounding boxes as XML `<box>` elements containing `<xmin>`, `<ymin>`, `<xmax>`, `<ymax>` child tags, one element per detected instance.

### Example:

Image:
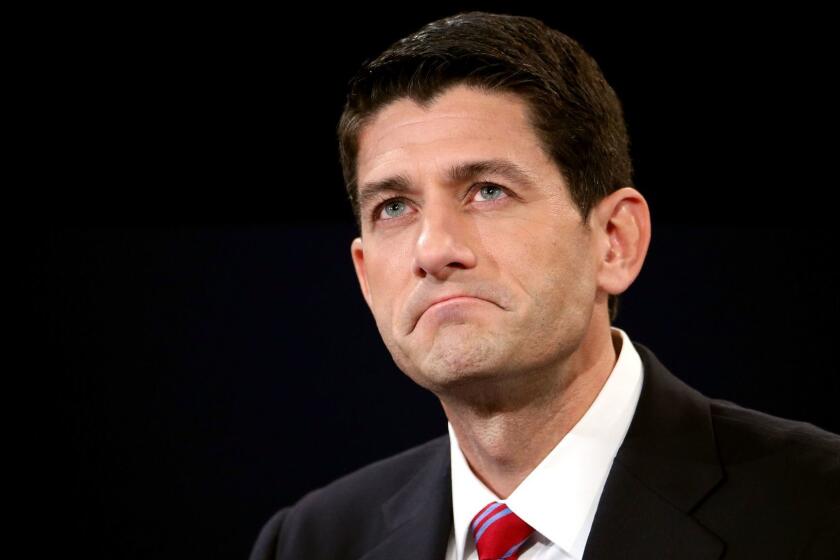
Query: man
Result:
<box><xmin>251</xmin><ymin>12</ymin><xmax>839</xmax><ymax>559</ymax></box>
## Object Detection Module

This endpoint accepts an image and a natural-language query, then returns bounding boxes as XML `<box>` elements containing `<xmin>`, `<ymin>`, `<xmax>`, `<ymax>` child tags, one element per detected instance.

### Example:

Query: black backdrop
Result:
<box><xmin>38</xmin><ymin>5</ymin><xmax>838</xmax><ymax>559</ymax></box>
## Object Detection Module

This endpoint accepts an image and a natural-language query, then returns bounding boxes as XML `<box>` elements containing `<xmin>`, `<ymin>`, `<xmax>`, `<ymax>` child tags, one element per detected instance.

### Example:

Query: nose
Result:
<box><xmin>412</xmin><ymin>203</ymin><xmax>477</xmax><ymax>280</ymax></box>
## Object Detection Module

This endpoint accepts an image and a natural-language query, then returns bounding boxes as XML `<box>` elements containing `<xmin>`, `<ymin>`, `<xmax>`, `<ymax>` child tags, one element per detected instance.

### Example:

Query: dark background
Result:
<box><xmin>36</xmin><ymin>4</ymin><xmax>837</xmax><ymax>559</ymax></box>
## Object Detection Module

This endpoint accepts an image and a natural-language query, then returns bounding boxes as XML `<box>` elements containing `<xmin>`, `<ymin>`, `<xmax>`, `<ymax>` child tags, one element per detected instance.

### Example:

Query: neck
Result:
<box><xmin>440</xmin><ymin>324</ymin><xmax>621</xmax><ymax>499</ymax></box>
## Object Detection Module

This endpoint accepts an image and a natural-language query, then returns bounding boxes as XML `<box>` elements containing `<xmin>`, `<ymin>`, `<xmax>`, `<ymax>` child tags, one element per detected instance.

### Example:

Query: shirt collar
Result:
<box><xmin>448</xmin><ymin>327</ymin><xmax>644</xmax><ymax>560</ymax></box>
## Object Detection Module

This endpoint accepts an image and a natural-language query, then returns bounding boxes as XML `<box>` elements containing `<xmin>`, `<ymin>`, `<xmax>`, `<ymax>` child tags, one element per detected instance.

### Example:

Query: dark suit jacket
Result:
<box><xmin>250</xmin><ymin>343</ymin><xmax>840</xmax><ymax>559</ymax></box>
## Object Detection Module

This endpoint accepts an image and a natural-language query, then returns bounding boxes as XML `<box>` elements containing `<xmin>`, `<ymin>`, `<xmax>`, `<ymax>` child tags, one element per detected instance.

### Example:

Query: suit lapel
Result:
<box><xmin>583</xmin><ymin>343</ymin><xmax>725</xmax><ymax>559</ymax></box>
<box><xmin>360</xmin><ymin>437</ymin><xmax>453</xmax><ymax>560</ymax></box>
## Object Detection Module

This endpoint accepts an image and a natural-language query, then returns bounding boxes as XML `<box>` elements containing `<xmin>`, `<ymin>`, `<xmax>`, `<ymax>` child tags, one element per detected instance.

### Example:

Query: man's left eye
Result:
<box><xmin>473</xmin><ymin>184</ymin><xmax>507</xmax><ymax>202</ymax></box>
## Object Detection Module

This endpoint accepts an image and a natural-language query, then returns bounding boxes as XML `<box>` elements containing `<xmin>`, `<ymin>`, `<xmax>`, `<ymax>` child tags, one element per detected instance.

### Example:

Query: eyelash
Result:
<box><xmin>370</xmin><ymin>183</ymin><xmax>511</xmax><ymax>223</ymax></box>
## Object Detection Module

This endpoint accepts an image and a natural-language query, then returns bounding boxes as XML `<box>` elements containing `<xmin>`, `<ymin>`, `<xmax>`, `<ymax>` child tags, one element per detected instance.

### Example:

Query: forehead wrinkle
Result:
<box><xmin>366</xmin><ymin>97</ymin><xmax>525</xmax><ymax>141</ymax></box>
<box><xmin>362</xmin><ymin>114</ymin><xmax>500</xmax><ymax>162</ymax></box>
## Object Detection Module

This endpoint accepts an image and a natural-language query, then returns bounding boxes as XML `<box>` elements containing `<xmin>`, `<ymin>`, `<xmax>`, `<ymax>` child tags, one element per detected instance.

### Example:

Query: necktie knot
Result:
<box><xmin>470</xmin><ymin>501</ymin><xmax>534</xmax><ymax>560</ymax></box>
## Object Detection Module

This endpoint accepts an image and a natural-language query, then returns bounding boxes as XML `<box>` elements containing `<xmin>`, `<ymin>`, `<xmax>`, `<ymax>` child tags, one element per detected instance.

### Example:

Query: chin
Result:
<box><xmin>414</xmin><ymin>331</ymin><xmax>506</xmax><ymax>387</ymax></box>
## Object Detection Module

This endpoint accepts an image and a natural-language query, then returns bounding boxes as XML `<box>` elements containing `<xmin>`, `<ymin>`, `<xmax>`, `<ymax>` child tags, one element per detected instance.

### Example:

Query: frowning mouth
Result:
<box><xmin>410</xmin><ymin>295</ymin><xmax>498</xmax><ymax>333</ymax></box>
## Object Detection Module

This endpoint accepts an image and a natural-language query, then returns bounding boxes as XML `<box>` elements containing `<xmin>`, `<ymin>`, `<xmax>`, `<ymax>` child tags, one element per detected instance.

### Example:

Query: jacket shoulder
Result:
<box><xmin>249</xmin><ymin>434</ymin><xmax>450</xmax><ymax>560</ymax></box>
<box><xmin>295</xmin><ymin>434</ymin><xmax>449</xmax><ymax>510</ymax></box>
<box><xmin>709</xmin><ymin>396</ymin><xmax>840</xmax><ymax>474</ymax></box>
<box><xmin>631</xmin><ymin>342</ymin><xmax>839</xmax><ymax>555</ymax></box>
<box><xmin>699</xmin><ymin>398</ymin><xmax>840</xmax><ymax>555</ymax></box>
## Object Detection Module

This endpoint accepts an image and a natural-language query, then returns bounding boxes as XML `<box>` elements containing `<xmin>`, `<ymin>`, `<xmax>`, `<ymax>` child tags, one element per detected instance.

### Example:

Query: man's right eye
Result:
<box><xmin>377</xmin><ymin>199</ymin><xmax>409</xmax><ymax>220</ymax></box>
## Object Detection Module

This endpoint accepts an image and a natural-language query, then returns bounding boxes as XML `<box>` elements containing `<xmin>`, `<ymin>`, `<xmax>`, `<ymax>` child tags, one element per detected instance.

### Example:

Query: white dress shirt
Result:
<box><xmin>444</xmin><ymin>327</ymin><xmax>644</xmax><ymax>560</ymax></box>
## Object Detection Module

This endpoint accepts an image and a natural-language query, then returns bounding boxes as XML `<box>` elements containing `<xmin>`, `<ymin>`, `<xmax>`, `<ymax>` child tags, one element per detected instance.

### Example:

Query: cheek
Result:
<box><xmin>364</xmin><ymin>247</ymin><xmax>409</xmax><ymax>335</ymax></box>
<box><xmin>483</xmin><ymin>217</ymin><xmax>595</xmax><ymax>318</ymax></box>
<box><xmin>516</xmin><ymin>246</ymin><xmax>597</xmax><ymax>365</ymax></box>
<box><xmin>479</xmin><ymin>214</ymin><xmax>588</xmax><ymax>282</ymax></box>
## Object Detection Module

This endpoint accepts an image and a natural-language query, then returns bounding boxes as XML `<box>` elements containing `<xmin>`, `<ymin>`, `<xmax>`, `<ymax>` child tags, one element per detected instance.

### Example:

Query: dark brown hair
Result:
<box><xmin>337</xmin><ymin>11</ymin><xmax>633</xmax><ymax>322</ymax></box>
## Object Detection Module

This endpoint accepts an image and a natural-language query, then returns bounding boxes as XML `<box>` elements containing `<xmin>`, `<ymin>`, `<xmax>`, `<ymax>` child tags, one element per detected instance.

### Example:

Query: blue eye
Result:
<box><xmin>381</xmin><ymin>199</ymin><xmax>407</xmax><ymax>219</ymax></box>
<box><xmin>475</xmin><ymin>184</ymin><xmax>506</xmax><ymax>201</ymax></box>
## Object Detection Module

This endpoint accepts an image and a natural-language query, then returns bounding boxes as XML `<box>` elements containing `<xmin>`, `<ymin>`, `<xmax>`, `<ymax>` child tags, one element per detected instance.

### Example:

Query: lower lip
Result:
<box><xmin>421</xmin><ymin>297</ymin><xmax>488</xmax><ymax>322</ymax></box>
<box><xmin>429</xmin><ymin>296</ymin><xmax>483</xmax><ymax>308</ymax></box>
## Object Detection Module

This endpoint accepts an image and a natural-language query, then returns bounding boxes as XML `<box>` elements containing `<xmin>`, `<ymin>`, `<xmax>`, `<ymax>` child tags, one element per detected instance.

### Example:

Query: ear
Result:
<box><xmin>350</xmin><ymin>237</ymin><xmax>373</xmax><ymax>310</ymax></box>
<box><xmin>591</xmin><ymin>187</ymin><xmax>651</xmax><ymax>297</ymax></box>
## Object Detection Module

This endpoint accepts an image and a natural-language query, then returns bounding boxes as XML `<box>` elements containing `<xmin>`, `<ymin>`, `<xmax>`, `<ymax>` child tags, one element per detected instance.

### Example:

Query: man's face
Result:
<box><xmin>350</xmin><ymin>84</ymin><xmax>603</xmax><ymax>395</ymax></box>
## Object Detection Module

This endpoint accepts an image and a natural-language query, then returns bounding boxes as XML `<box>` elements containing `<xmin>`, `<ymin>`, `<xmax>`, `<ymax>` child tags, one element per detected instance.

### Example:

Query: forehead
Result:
<box><xmin>356</xmin><ymin>85</ymin><xmax>552</xmax><ymax>189</ymax></box>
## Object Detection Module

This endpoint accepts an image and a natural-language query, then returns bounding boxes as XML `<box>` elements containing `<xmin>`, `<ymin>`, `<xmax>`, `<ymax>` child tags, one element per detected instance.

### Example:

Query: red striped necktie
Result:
<box><xmin>470</xmin><ymin>501</ymin><xmax>534</xmax><ymax>560</ymax></box>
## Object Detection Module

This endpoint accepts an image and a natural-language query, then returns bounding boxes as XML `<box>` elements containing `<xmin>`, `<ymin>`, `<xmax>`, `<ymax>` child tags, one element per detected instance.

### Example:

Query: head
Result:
<box><xmin>338</xmin><ymin>12</ymin><xmax>650</xmax><ymax>402</ymax></box>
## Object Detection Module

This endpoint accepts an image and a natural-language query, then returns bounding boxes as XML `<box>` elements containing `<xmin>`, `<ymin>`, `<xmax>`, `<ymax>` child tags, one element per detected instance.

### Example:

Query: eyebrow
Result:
<box><xmin>357</xmin><ymin>158</ymin><xmax>536</xmax><ymax>212</ymax></box>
